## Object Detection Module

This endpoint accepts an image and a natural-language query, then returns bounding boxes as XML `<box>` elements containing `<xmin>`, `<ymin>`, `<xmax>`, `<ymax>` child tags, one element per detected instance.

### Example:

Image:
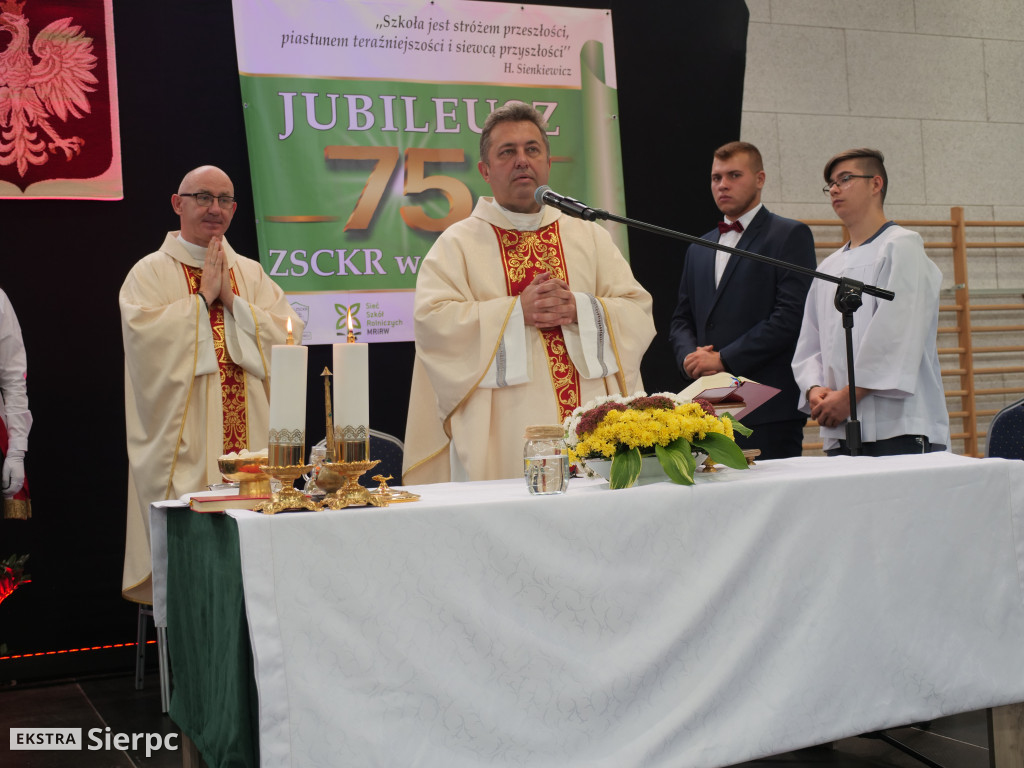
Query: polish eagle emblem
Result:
<box><xmin>0</xmin><ymin>0</ymin><xmax>97</xmax><ymax>177</ymax></box>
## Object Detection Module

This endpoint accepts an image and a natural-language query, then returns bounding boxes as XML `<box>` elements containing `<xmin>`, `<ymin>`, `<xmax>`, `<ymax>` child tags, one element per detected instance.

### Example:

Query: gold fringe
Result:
<box><xmin>4</xmin><ymin>497</ymin><xmax>31</xmax><ymax>520</ymax></box>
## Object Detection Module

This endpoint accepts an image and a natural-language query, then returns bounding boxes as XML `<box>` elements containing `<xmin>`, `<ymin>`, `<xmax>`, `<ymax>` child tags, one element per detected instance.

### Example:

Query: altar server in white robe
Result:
<box><xmin>404</xmin><ymin>102</ymin><xmax>655</xmax><ymax>483</ymax></box>
<box><xmin>792</xmin><ymin>148</ymin><xmax>949</xmax><ymax>456</ymax></box>
<box><xmin>120</xmin><ymin>166</ymin><xmax>302</xmax><ymax>603</ymax></box>
<box><xmin>0</xmin><ymin>287</ymin><xmax>30</xmax><ymax>520</ymax></box>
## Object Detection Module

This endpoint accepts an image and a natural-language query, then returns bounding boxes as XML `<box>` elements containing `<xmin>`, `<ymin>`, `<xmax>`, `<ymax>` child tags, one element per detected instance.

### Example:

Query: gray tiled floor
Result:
<box><xmin>0</xmin><ymin>671</ymin><xmax>992</xmax><ymax>767</ymax></box>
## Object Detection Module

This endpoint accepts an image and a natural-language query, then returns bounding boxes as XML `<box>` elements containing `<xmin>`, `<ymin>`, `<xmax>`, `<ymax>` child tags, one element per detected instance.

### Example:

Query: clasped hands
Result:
<box><xmin>521</xmin><ymin>272</ymin><xmax>576</xmax><ymax>329</ymax></box>
<box><xmin>683</xmin><ymin>345</ymin><xmax>723</xmax><ymax>379</ymax></box>
<box><xmin>808</xmin><ymin>385</ymin><xmax>860</xmax><ymax>428</ymax></box>
<box><xmin>199</xmin><ymin>235</ymin><xmax>235</xmax><ymax>312</ymax></box>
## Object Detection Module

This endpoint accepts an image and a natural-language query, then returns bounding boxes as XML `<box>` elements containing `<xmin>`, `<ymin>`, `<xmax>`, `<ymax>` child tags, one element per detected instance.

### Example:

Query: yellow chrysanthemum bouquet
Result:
<box><xmin>563</xmin><ymin>392</ymin><xmax>751</xmax><ymax>489</ymax></box>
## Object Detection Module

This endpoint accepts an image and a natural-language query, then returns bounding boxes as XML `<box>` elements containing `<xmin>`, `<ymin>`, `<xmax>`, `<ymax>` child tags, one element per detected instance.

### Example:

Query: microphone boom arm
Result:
<box><xmin>545</xmin><ymin>191</ymin><xmax>896</xmax><ymax>457</ymax></box>
<box><xmin>586</xmin><ymin>207</ymin><xmax>895</xmax><ymax>303</ymax></box>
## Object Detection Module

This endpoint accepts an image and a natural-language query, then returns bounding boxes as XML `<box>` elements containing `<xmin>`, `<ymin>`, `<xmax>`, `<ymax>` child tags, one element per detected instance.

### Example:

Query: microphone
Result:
<box><xmin>534</xmin><ymin>185</ymin><xmax>605</xmax><ymax>221</ymax></box>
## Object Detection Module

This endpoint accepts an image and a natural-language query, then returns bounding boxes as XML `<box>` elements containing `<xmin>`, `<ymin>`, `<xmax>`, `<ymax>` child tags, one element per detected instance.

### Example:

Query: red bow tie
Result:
<box><xmin>718</xmin><ymin>220</ymin><xmax>744</xmax><ymax>234</ymax></box>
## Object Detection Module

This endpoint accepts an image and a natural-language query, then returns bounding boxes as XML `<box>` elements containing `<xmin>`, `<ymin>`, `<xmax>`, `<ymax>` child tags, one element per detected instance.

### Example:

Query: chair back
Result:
<box><xmin>366</xmin><ymin>429</ymin><xmax>405</xmax><ymax>487</ymax></box>
<box><xmin>987</xmin><ymin>397</ymin><xmax>1024</xmax><ymax>460</ymax></box>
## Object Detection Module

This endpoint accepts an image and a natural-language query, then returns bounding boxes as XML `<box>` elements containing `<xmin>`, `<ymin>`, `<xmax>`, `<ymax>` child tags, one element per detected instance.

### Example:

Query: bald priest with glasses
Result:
<box><xmin>119</xmin><ymin>165</ymin><xmax>303</xmax><ymax>604</ymax></box>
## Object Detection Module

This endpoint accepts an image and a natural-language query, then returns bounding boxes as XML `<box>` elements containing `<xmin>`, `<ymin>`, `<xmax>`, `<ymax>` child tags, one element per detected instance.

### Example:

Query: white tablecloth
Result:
<box><xmin>181</xmin><ymin>453</ymin><xmax>1024</xmax><ymax>768</ymax></box>
<box><xmin>150</xmin><ymin>454</ymin><xmax>1024</xmax><ymax>766</ymax></box>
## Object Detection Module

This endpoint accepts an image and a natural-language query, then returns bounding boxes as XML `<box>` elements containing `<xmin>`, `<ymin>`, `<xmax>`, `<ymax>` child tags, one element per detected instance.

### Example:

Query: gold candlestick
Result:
<box><xmin>316</xmin><ymin>459</ymin><xmax>388</xmax><ymax>510</ymax></box>
<box><xmin>321</xmin><ymin>367</ymin><xmax>336</xmax><ymax>463</ymax></box>
<box><xmin>254</xmin><ymin>462</ymin><xmax>318</xmax><ymax>514</ymax></box>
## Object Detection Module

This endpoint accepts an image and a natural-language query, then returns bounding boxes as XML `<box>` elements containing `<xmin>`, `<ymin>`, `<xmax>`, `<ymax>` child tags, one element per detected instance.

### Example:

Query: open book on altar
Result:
<box><xmin>679</xmin><ymin>372</ymin><xmax>780</xmax><ymax>422</ymax></box>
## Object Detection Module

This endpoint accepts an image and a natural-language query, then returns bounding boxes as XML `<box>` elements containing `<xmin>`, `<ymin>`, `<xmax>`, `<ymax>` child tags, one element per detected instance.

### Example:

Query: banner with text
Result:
<box><xmin>231</xmin><ymin>0</ymin><xmax>623</xmax><ymax>344</ymax></box>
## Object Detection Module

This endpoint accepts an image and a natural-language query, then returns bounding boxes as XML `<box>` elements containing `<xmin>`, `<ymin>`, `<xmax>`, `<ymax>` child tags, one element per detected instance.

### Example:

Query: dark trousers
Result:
<box><xmin>826</xmin><ymin>434</ymin><xmax>946</xmax><ymax>457</ymax></box>
<box><xmin>734</xmin><ymin>418</ymin><xmax>807</xmax><ymax>460</ymax></box>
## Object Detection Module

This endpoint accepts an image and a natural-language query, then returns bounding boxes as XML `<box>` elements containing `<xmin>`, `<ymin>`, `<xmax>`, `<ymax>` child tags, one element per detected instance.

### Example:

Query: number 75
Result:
<box><xmin>326</xmin><ymin>145</ymin><xmax>474</xmax><ymax>233</ymax></box>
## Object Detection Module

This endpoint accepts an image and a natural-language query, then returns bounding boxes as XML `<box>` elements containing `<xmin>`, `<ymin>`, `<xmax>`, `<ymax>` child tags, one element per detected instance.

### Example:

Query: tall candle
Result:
<box><xmin>269</xmin><ymin>318</ymin><xmax>307</xmax><ymax>464</ymax></box>
<box><xmin>332</xmin><ymin>323</ymin><xmax>369</xmax><ymax>443</ymax></box>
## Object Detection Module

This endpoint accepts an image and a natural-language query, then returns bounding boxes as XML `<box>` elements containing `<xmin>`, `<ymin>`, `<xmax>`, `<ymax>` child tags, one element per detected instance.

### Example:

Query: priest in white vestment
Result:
<box><xmin>404</xmin><ymin>103</ymin><xmax>655</xmax><ymax>484</ymax></box>
<box><xmin>793</xmin><ymin>149</ymin><xmax>949</xmax><ymax>455</ymax></box>
<box><xmin>120</xmin><ymin>166</ymin><xmax>302</xmax><ymax>603</ymax></box>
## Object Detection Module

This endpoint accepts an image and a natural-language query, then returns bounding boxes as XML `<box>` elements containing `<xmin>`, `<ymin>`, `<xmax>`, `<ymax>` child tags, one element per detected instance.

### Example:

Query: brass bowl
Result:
<box><xmin>218</xmin><ymin>456</ymin><xmax>271</xmax><ymax>497</ymax></box>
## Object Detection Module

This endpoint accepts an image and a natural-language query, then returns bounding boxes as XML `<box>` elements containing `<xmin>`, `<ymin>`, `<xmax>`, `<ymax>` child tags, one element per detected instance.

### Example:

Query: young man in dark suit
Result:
<box><xmin>669</xmin><ymin>142</ymin><xmax>816</xmax><ymax>459</ymax></box>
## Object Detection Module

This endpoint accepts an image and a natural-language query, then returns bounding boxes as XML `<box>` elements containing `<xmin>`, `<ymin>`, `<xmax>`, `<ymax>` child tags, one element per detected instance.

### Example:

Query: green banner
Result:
<box><xmin>233</xmin><ymin>1</ymin><xmax>624</xmax><ymax>344</ymax></box>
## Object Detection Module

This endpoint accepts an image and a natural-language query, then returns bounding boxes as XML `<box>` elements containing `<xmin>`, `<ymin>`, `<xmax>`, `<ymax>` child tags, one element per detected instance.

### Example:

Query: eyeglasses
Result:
<box><xmin>822</xmin><ymin>174</ymin><xmax>874</xmax><ymax>196</ymax></box>
<box><xmin>180</xmin><ymin>192</ymin><xmax>236</xmax><ymax>207</ymax></box>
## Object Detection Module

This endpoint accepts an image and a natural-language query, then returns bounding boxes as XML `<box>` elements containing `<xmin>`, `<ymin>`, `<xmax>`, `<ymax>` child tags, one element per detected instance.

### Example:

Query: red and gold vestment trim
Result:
<box><xmin>492</xmin><ymin>221</ymin><xmax>581</xmax><ymax>423</ymax></box>
<box><xmin>181</xmin><ymin>264</ymin><xmax>249</xmax><ymax>453</ymax></box>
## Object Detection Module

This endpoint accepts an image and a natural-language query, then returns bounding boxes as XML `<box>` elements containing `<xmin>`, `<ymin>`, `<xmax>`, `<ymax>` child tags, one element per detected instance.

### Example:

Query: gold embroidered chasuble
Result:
<box><xmin>493</xmin><ymin>221</ymin><xmax>581</xmax><ymax>424</ymax></box>
<box><xmin>404</xmin><ymin>198</ymin><xmax>656</xmax><ymax>485</ymax></box>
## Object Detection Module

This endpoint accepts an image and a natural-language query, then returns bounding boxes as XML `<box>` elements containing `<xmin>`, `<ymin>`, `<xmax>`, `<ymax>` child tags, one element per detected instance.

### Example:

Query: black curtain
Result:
<box><xmin>0</xmin><ymin>0</ymin><xmax>746</xmax><ymax>676</ymax></box>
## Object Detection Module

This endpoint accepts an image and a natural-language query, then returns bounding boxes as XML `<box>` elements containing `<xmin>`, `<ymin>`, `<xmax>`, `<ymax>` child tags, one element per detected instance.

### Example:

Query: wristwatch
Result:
<box><xmin>806</xmin><ymin>385</ymin><xmax>822</xmax><ymax>400</ymax></box>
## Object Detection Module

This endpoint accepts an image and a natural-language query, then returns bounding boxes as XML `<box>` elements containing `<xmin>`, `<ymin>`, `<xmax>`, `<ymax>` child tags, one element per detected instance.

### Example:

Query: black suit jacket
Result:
<box><xmin>669</xmin><ymin>206</ymin><xmax>816</xmax><ymax>425</ymax></box>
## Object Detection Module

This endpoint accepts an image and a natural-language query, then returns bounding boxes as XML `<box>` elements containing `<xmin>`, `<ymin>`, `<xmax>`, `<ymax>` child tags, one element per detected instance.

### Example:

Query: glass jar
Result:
<box><xmin>302</xmin><ymin>441</ymin><xmax>328</xmax><ymax>494</ymax></box>
<box><xmin>523</xmin><ymin>425</ymin><xmax>569</xmax><ymax>495</ymax></box>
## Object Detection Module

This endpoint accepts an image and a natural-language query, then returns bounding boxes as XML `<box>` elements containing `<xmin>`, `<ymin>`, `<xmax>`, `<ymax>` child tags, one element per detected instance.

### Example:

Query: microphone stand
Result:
<box><xmin>565</xmin><ymin>202</ymin><xmax>894</xmax><ymax>456</ymax></box>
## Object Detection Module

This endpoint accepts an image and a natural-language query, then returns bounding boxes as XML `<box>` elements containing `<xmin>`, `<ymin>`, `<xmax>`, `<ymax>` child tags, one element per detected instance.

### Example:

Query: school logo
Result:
<box><xmin>336</xmin><ymin>303</ymin><xmax>362</xmax><ymax>338</ymax></box>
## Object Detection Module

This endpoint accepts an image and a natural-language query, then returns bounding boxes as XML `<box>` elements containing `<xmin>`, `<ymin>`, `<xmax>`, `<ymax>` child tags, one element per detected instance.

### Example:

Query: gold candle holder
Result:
<box><xmin>255</xmin><ymin>429</ymin><xmax>317</xmax><ymax>514</ymax></box>
<box><xmin>268</xmin><ymin>440</ymin><xmax>304</xmax><ymax>466</ymax></box>
<box><xmin>316</xmin><ymin>459</ymin><xmax>388</xmax><ymax>510</ymax></box>
<box><xmin>333</xmin><ymin>434</ymin><xmax>369</xmax><ymax>463</ymax></box>
<box><xmin>254</xmin><ymin>462</ymin><xmax>318</xmax><ymax>514</ymax></box>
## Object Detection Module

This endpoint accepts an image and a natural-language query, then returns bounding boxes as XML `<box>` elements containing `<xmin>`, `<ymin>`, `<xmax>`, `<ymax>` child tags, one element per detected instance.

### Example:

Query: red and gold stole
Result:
<box><xmin>493</xmin><ymin>220</ymin><xmax>581</xmax><ymax>423</ymax></box>
<box><xmin>181</xmin><ymin>265</ymin><xmax>248</xmax><ymax>454</ymax></box>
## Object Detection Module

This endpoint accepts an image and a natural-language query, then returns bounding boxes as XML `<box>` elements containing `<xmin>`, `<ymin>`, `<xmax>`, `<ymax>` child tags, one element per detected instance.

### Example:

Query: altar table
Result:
<box><xmin>152</xmin><ymin>453</ymin><xmax>1024</xmax><ymax>767</ymax></box>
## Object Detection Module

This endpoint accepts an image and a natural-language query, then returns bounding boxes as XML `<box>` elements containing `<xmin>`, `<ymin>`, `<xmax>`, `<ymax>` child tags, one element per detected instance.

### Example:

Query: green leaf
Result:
<box><xmin>722</xmin><ymin>412</ymin><xmax>753</xmax><ymax>437</ymax></box>
<box><xmin>655</xmin><ymin>438</ymin><xmax>696</xmax><ymax>485</ymax></box>
<box><xmin>693</xmin><ymin>432</ymin><xmax>749</xmax><ymax>470</ymax></box>
<box><xmin>610</xmin><ymin>447</ymin><xmax>642</xmax><ymax>489</ymax></box>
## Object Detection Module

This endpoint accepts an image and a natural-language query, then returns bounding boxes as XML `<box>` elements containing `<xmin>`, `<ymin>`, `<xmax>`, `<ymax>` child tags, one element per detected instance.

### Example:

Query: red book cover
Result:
<box><xmin>688</xmin><ymin>377</ymin><xmax>780</xmax><ymax>421</ymax></box>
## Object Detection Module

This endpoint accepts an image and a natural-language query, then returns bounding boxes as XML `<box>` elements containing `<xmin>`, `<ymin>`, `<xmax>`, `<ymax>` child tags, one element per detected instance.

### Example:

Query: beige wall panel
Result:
<box><xmin>996</xmin><ymin>252</ymin><xmax>1024</xmax><ymax>288</ymax></box>
<box><xmin>846</xmin><ymin>30</ymin><xmax>987</xmax><ymax>120</ymax></box>
<box><xmin>994</xmin><ymin>206</ymin><xmax>1024</xmax><ymax>220</ymax></box>
<box><xmin>922</xmin><ymin>121</ymin><xmax>1024</xmax><ymax>205</ymax></box>
<box><xmin>914</xmin><ymin>0</ymin><xmax>1024</xmax><ymax>41</ymax></box>
<box><xmin>743</xmin><ymin>23</ymin><xmax>848</xmax><ymax>114</ymax></box>
<box><xmin>767</xmin><ymin>0</ymin><xmax>916</xmax><ymax>32</ymax></box>
<box><xmin>985</xmin><ymin>40</ymin><xmax>1024</xmax><ymax>123</ymax></box>
<box><xmin>764</xmin><ymin>201</ymin><xmax>837</xmax><ymax>222</ymax></box>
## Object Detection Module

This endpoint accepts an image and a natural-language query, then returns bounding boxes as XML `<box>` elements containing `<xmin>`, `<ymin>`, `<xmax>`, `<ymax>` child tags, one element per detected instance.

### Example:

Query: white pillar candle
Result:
<box><xmin>269</xmin><ymin>341</ymin><xmax>308</xmax><ymax>437</ymax></box>
<box><xmin>332</xmin><ymin>340</ymin><xmax>369</xmax><ymax>438</ymax></box>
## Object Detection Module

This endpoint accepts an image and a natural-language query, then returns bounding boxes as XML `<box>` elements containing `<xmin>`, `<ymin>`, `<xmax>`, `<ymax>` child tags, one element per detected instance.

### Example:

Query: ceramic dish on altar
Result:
<box><xmin>582</xmin><ymin>453</ymin><xmax>710</xmax><ymax>486</ymax></box>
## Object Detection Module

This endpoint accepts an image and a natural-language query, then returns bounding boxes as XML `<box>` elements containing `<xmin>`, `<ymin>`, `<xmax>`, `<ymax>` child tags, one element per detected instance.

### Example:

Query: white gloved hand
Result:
<box><xmin>3</xmin><ymin>450</ymin><xmax>25</xmax><ymax>497</ymax></box>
